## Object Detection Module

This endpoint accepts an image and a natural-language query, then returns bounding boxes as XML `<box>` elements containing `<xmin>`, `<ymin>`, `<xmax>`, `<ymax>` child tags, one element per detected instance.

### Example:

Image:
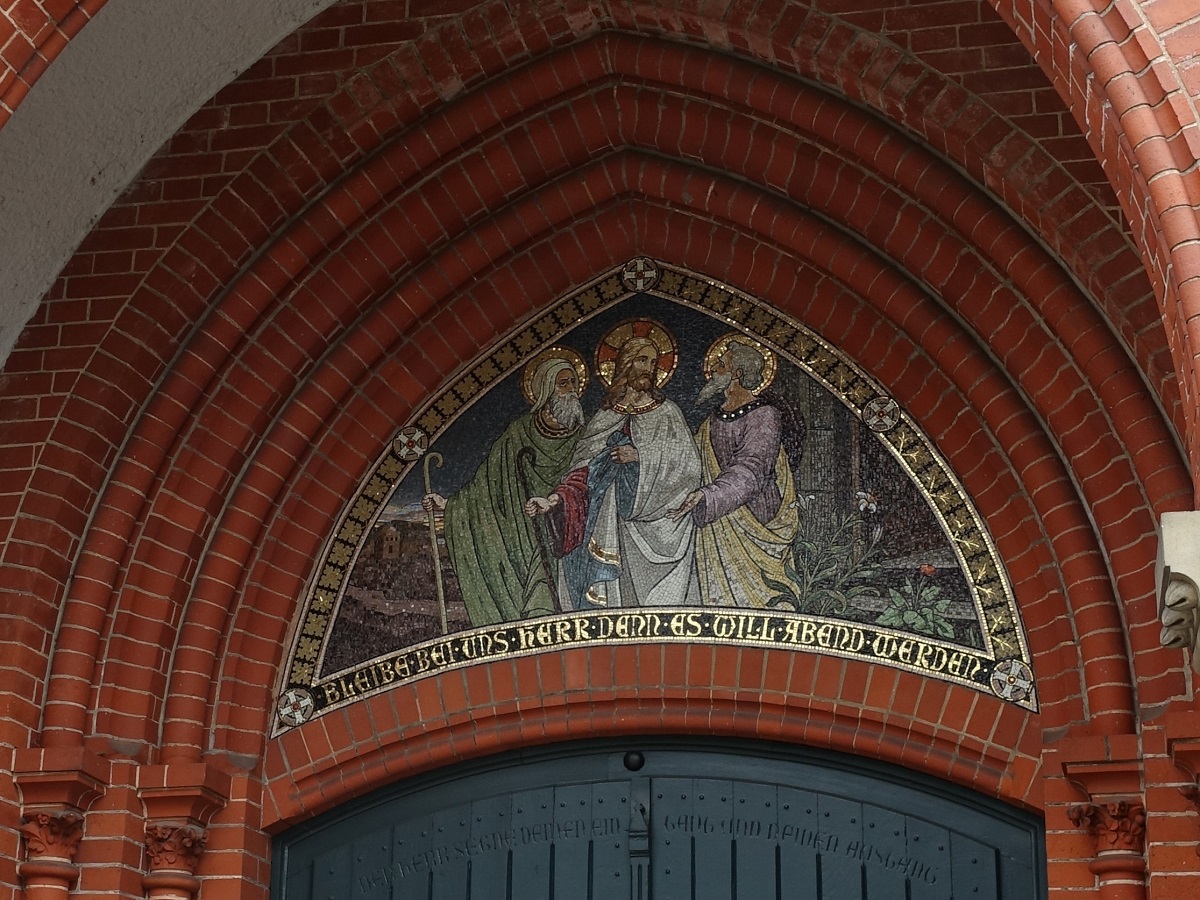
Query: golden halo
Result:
<box><xmin>703</xmin><ymin>332</ymin><xmax>777</xmax><ymax>396</ymax></box>
<box><xmin>594</xmin><ymin>318</ymin><xmax>679</xmax><ymax>388</ymax></box>
<box><xmin>521</xmin><ymin>346</ymin><xmax>588</xmax><ymax>406</ymax></box>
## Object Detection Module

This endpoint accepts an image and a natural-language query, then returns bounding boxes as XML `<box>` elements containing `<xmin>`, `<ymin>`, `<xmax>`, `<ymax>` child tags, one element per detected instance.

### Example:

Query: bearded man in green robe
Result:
<box><xmin>423</xmin><ymin>351</ymin><xmax>585</xmax><ymax>625</ymax></box>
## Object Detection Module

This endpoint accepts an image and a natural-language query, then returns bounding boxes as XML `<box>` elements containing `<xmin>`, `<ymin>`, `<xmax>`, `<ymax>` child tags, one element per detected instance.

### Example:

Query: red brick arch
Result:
<box><xmin>14</xmin><ymin>4</ymin><xmax>1176</xmax><ymax>749</ymax></box>
<box><xmin>1</xmin><ymin>0</ymin><xmax>1176</xmax><ymax>425</ymax></box>
<box><xmin>261</xmin><ymin>655</ymin><xmax>1045</xmax><ymax>830</ymax></box>
<box><xmin>22</xmin><ymin>26</ymin><xmax>1182</xmax><ymax>770</ymax></box>
<box><xmin>991</xmin><ymin>0</ymin><xmax>1200</xmax><ymax>470</ymax></box>
<box><xmin>3</xmin><ymin>3</ymin><xmax>1196</xmax><ymax>452</ymax></box>
<box><xmin>210</xmin><ymin>187</ymin><xmax>1096</xmax><ymax>768</ymax></box>
<box><xmin>4</xmin><ymin>3</ymin><xmax>1199</xmax><ymax>897</ymax></box>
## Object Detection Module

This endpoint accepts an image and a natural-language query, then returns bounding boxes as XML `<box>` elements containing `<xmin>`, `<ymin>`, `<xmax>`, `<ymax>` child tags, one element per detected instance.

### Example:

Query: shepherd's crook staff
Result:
<box><xmin>422</xmin><ymin>451</ymin><xmax>448</xmax><ymax>634</ymax></box>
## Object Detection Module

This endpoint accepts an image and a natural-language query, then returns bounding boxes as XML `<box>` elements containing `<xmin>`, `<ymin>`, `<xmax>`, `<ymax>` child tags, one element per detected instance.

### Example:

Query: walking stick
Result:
<box><xmin>422</xmin><ymin>451</ymin><xmax>448</xmax><ymax>634</ymax></box>
<box><xmin>516</xmin><ymin>446</ymin><xmax>562</xmax><ymax>612</ymax></box>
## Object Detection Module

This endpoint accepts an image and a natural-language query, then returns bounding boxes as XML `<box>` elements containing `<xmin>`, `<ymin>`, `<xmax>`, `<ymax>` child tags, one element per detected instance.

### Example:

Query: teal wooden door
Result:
<box><xmin>287</xmin><ymin>780</ymin><xmax>632</xmax><ymax>899</ymax></box>
<box><xmin>273</xmin><ymin>742</ymin><xmax>1044</xmax><ymax>899</ymax></box>
<box><xmin>649</xmin><ymin>777</ymin><xmax>1005</xmax><ymax>899</ymax></box>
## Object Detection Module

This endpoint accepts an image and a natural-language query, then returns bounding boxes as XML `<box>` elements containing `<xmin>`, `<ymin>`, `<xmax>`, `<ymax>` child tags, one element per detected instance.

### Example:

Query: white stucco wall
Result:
<box><xmin>0</xmin><ymin>0</ymin><xmax>338</xmax><ymax>373</ymax></box>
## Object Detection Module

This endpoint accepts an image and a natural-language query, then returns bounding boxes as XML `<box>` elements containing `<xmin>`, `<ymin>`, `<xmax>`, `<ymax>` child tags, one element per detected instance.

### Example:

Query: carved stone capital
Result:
<box><xmin>144</xmin><ymin>822</ymin><xmax>208</xmax><ymax>875</ymax></box>
<box><xmin>1067</xmin><ymin>801</ymin><xmax>1147</xmax><ymax>855</ymax></box>
<box><xmin>17</xmin><ymin>810</ymin><xmax>84</xmax><ymax>894</ymax></box>
<box><xmin>1157</xmin><ymin>510</ymin><xmax>1200</xmax><ymax>672</ymax></box>
<box><xmin>19</xmin><ymin>810</ymin><xmax>84</xmax><ymax>861</ymax></box>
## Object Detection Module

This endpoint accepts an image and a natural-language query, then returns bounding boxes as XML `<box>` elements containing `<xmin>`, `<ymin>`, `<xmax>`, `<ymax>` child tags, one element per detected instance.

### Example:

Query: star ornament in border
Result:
<box><xmin>990</xmin><ymin>658</ymin><xmax>1034</xmax><ymax>703</ymax></box>
<box><xmin>278</xmin><ymin>687</ymin><xmax>315</xmax><ymax>727</ymax></box>
<box><xmin>621</xmin><ymin>257</ymin><xmax>660</xmax><ymax>292</ymax></box>
<box><xmin>393</xmin><ymin>426</ymin><xmax>428</xmax><ymax>461</ymax></box>
<box><xmin>862</xmin><ymin>395</ymin><xmax>901</xmax><ymax>432</ymax></box>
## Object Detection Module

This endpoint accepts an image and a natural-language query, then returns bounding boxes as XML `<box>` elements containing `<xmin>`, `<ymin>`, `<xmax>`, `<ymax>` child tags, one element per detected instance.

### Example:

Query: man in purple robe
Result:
<box><xmin>670</xmin><ymin>339</ymin><xmax>799</xmax><ymax>607</ymax></box>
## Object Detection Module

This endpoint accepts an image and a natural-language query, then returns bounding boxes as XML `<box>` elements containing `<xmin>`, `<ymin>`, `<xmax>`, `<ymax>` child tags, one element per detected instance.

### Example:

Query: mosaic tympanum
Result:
<box><xmin>274</xmin><ymin>260</ymin><xmax>1036</xmax><ymax>732</ymax></box>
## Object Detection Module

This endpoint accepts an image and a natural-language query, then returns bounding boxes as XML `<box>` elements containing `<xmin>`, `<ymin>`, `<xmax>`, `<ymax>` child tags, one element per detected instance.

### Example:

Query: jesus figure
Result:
<box><xmin>525</xmin><ymin>329</ymin><xmax>702</xmax><ymax>609</ymax></box>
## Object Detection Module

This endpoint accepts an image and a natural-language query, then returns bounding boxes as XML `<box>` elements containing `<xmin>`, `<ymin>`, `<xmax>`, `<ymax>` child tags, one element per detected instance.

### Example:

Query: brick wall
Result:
<box><xmin>3</xmin><ymin>1</ymin><xmax>1200</xmax><ymax>898</ymax></box>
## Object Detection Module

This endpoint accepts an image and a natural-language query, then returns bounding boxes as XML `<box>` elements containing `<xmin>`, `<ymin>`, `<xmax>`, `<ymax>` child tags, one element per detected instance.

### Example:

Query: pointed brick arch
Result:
<box><xmin>5</xmin><ymin>3</ymin><xmax>1200</xmax><ymax>899</ymax></box>
<box><xmin>207</xmin><ymin>186</ymin><xmax>1104</xmax><ymax>762</ymax></box>
<box><xmin>20</xmin><ymin>25</ymin><xmax>1181</xmax><ymax>771</ymax></box>
<box><xmin>15</xmin><ymin>6</ymin><xmax>1178</xmax><ymax>756</ymax></box>
<box><xmin>989</xmin><ymin>0</ymin><xmax>1200</xmax><ymax>474</ymax></box>
<box><xmin>1</xmin><ymin>0</ymin><xmax>1194</xmax><ymax>447</ymax></box>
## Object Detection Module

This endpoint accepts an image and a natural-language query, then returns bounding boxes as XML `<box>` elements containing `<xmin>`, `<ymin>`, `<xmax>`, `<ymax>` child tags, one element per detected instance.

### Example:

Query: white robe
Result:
<box><xmin>561</xmin><ymin>400</ymin><xmax>702</xmax><ymax>607</ymax></box>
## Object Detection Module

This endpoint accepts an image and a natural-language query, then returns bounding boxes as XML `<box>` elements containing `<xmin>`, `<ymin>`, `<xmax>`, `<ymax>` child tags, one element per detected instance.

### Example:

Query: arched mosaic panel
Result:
<box><xmin>274</xmin><ymin>260</ymin><xmax>1037</xmax><ymax>733</ymax></box>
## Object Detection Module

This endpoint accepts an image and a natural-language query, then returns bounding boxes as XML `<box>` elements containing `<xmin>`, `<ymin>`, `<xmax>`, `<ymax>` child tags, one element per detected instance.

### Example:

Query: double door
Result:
<box><xmin>276</xmin><ymin>743</ymin><xmax>1043</xmax><ymax>899</ymax></box>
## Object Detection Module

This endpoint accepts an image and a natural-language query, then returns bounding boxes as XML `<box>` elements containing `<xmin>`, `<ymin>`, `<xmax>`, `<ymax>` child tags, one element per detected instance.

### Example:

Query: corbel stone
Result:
<box><xmin>12</xmin><ymin>745</ymin><xmax>109</xmax><ymax>811</ymax></box>
<box><xmin>1173</xmin><ymin>740</ymin><xmax>1200</xmax><ymax>781</ymax></box>
<box><xmin>136</xmin><ymin>762</ymin><xmax>231</xmax><ymax>900</ymax></box>
<box><xmin>1060</xmin><ymin>733</ymin><xmax>1144</xmax><ymax>800</ymax></box>
<box><xmin>1156</xmin><ymin>510</ymin><xmax>1200</xmax><ymax>673</ymax></box>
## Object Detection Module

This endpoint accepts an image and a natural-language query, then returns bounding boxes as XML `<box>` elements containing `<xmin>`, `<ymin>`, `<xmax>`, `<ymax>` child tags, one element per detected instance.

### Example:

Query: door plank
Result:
<box><xmin>309</xmin><ymin>842</ymin><xmax>353</xmax><ymax>900</ymax></box>
<box><xmin>815</xmin><ymin>793</ymin><xmax>865</xmax><ymax>900</ymax></box>
<box><xmin>950</xmin><ymin>833</ymin><xmax>999</xmax><ymax>900</ymax></box>
<box><xmin>509</xmin><ymin>788</ymin><xmax>555</xmax><ymax>897</ymax></box>
<box><xmin>775</xmin><ymin>786</ymin><xmax>822</xmax><ymax>898</ymax></box>
<box><xmin>900</xmin><ymin>815</ymin><xmax>952</xmax><ymax>899</ymax></box>
<box><xmin>729</xmin><ymin>780</ymin><xmax>777</xmax><ymax>898</ymax></box>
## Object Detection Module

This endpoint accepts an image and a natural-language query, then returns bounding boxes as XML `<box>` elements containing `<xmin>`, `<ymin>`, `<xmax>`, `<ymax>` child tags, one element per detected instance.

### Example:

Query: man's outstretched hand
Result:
<box><xmin>525</xmin><ymin>494</ymin><xmax>561</xmax><ymax>517</ymax></box>
<box><xmin>668</xmin><ymin>490</ymin><xmax>703</xmax><ymax>520</ymax></box>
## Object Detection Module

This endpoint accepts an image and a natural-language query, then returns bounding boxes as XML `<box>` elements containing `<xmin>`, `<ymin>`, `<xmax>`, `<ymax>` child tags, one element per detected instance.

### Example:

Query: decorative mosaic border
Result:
<box><xmin>274</xmin><ymin>260</ymin><xmax>1037</xmax><ymax>734</ymax></box>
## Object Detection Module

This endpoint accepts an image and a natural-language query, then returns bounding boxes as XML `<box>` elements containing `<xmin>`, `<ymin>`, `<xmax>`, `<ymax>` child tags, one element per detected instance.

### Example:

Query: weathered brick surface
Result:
<box><xmin>0</xmin><ymin>0</ymin><xmax>103</xmax><ymax>127</ymax></box>
<box><xmin>4</xmin><ymin>2</ymin><xmax>1200</xmax><ymax>898</ymax></box>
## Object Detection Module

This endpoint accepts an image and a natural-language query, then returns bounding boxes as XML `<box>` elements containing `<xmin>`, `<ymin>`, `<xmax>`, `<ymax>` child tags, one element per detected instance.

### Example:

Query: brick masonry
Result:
<box><xmin>2</xmin><ymin>1</ymin><xmax>1200</xmax><ymax>898</ymax></box>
